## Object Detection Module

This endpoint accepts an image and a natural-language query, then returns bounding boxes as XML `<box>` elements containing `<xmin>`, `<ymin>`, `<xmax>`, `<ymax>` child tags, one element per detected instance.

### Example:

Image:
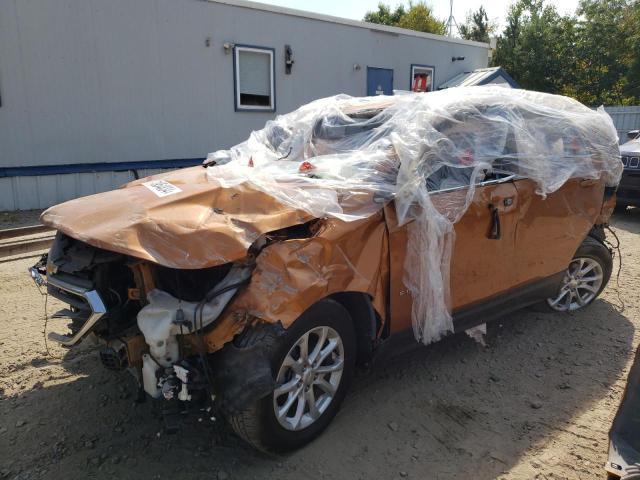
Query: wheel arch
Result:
<box><xmin>327</xmin><ymin>291</ymin><xmax>380</xmax><ymax>366</ymax></box>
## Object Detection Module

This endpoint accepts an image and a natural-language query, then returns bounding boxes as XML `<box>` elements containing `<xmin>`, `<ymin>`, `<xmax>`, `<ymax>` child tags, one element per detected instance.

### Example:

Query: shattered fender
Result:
<box><xmin>203</xmin><ymin>213</ymin><xmax>389</xmax><ymax>351</ymax></box>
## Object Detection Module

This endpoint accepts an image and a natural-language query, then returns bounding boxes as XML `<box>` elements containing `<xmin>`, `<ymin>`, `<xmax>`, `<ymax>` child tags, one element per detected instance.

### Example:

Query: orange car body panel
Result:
<box><xmin>40</xmin><ymin>164</ymin><xmax>611</xmax><ymax>353</ymax></box>
<box><xmin>385</xmin><ymin>177</ymin><xmax>609</xmax><ymax>334</ymax></box>
<box><xmin>385</xmin><ymin>180</ymin><xmax>520</xmax><ymax>334</ymax></box>
<box><xmin>510</xmin><ymin>178</ymin><xmax>606</xmax><ymax>285</ymax></box>
<box><xmin>203</xmin><ymin>213</ymin><xmax>389</xmax><ymax>351</ymax></box>
<box><xmin>40</xmin><ymin>166</ymin><xmax>313</xmax><ymax>270</ymax></box>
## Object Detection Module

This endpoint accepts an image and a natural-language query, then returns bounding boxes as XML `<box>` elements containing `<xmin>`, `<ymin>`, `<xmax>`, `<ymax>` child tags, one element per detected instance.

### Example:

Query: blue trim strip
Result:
<box><xmin>0</xmin><ymin>158</ymin><xmax>205</xmax><ymax>178</ymax></box>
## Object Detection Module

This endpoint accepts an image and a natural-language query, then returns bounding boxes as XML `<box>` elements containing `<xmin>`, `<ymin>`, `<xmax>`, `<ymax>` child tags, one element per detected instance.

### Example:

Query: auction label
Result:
<box><xmin>142</xmin><ymin>180</ymin><xmax>182</xmax><ymax>197</ymax></box>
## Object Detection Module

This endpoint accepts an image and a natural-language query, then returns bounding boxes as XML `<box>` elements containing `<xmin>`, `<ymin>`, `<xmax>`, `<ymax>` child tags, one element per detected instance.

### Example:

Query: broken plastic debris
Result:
<box><xmin>465</xmin><ymin>323</ymin><xmax>487</xmax><ymax>346</ymax></box>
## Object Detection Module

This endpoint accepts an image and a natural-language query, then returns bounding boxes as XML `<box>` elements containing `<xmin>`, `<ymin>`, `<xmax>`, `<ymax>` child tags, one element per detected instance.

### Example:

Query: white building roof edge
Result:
<box><xmin>207</xmin><ymin>0</ymin><xmax>491</xmax><ymax>49</ymax></box>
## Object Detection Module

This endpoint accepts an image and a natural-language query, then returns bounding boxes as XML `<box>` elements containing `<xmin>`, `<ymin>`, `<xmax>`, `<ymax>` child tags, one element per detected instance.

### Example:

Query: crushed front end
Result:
<box><xmin>29</xmin><ymin>231</ymin><xmax>264</xmax><ymax>424</ymax></box>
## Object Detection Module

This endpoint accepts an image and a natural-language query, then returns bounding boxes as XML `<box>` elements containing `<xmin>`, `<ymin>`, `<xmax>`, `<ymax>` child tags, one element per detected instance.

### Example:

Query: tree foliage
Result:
<box><xmin>364</xmin><ymin>2</ymin><xmax>446</xmax><ymax>35</ymax></box>
<box><xmin>459</xmin><ymin>6</ymin><xmax>494</xmax><ymax>43</ymax></box>
<box><xmin>492</xmin><ymin>0</ymin><xmax>640</xmax><ymax>105</ymax></box>
<box><xmin>365</xmin><ymin>0</ymin><xmax>640</xmax><ymax>105</ymax></box>
<box><xmin>363</xmin><ymin>3</ymin><xmax>406</xmax><ymax>26</ymax></box>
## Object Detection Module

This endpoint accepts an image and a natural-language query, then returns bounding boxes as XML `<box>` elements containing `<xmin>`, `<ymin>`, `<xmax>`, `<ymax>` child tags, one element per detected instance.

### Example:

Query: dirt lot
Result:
<box><xmin>1</xmin><ymin>209</ymin><xmax>639</xmax><ymax>480</ymax></box>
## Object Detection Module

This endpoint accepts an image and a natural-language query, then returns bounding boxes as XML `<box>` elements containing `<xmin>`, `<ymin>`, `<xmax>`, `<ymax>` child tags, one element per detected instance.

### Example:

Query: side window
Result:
<box><xmin>424</xmin><ymin>118</ymin><xmax>519</xmax><ymax>192</ymax></box>
<box><xmin>234</xmin><ymin>46</ymin><xmax>275</xmax><ymax>111</ymax></box>
<box><xmin>492</xmin><ymin>130</ymin><xmax>520</xmax><ymax>176</ymax></box>
<box><xmin>410</xmin><ymin>64</ymin><xmax>435</xmax><ymax>92</ymax></box>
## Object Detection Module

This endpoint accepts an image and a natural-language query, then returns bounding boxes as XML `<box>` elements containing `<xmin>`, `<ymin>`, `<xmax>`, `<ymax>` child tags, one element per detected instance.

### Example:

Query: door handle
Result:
<box><xmin>580</xmin><ymin>178</ymin><xmax>598</xmax><ymax>187</ymax></box>
<box><xmin>488</xmin><ymin>204</ymin><xmax>501</xmax><ymax>240</ymax></box>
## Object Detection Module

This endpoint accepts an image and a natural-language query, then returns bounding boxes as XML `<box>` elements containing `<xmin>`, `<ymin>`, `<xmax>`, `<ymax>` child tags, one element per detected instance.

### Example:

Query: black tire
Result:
<box><xmin>534</xmin><ymin>236</ymin><xmax>612</xmax><ymax>313</ymax></box>
<box><xmin>228</xmin><ymin>299</ymin><xmax>356</xmax><ymax>453</ymax></box>
<box><xmin>614</xmin><ymin>203</ymin><xmax>628</xmax><ymax>214</ymax></box>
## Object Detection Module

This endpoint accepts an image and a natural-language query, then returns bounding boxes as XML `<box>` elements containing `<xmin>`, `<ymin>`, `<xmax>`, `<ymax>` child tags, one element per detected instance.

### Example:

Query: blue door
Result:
<box><xmin>367</xmin><ymin>67</ymin><xmax>394</xmax><ymax>96</ymax></box>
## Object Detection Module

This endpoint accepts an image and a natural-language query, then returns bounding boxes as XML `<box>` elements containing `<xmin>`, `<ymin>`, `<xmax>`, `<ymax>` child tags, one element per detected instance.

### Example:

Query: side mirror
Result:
<box><xmin>628</xmin><ymin>130</ymin><xmax>640</xmax><ymax>141</ymax></box>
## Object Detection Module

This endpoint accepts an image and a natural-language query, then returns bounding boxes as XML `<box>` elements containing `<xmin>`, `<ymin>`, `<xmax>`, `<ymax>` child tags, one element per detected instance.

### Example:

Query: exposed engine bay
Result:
<box><xmin>29</xmin><ymin>225</ymin><xmax>313</xmax><ymax>419</ymax></box>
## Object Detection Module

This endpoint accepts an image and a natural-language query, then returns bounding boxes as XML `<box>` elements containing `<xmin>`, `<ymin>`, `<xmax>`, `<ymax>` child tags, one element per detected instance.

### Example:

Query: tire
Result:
<box><xmin>534</xmin><ymin>236</ymin><xmax>612</xmax><ymax>313</ymax></box>
<box><xmin>228</xmin><ymin>299</ymin><xmax>356</xmax><ymax>453</ymax></box>
<box><xmin>614</xmin><ymin>203</ymin><xmax>628</xmax><ymax>214</ymax></box>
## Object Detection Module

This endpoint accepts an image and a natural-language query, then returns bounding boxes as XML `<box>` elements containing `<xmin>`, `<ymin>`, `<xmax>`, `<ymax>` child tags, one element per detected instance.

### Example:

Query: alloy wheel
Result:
<box><xmin>273</xmin><ymin>326</ymin><xmax>344</xmax><ymax>431</ymax></box>
<box><xmin>547</xmin><ymin>257</ymin><xmax>604</xmax><ymax>311</ymax></box>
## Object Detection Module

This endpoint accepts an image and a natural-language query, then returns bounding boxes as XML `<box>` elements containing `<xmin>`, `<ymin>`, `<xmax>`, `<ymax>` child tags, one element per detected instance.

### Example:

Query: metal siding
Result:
<box><xmin>14</xmin><ymin>177</ymin><xmax>40</xmax><ymax>210</ymax></box>
<box><xmin>112</xmin><ymin>171</ymin><xmax>134</xmax><ymax>190</ymax></box>
<box><xmin>603</xmin><ymin>106</ymin><xmax>640</xmax><ymax>142</ymax></box>
<box><xmin>77</xmin><ymin>173</ymin><xmax>97</xmax><ymax>198</ymax></box>
<box><xmin>0</xmin><ymin>179</ymin><xmax>16</xmax><ymax>211</ymax></box>
<box><xmin>0</xmin><ymin>0</ymin><xmax>489</xmax><ymax>211</ymax></box>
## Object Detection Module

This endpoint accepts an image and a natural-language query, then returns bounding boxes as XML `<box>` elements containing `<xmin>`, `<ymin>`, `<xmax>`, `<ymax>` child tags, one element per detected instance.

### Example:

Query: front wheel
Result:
<box><xmin>228</xmin><ymin>299</ymin><xmax>356</xmax><ymax>453</ymax></box>
<box><xmin>538</xmin><ymin>236</ymin><xmax>612</xmax><ymax>313</ymax></box>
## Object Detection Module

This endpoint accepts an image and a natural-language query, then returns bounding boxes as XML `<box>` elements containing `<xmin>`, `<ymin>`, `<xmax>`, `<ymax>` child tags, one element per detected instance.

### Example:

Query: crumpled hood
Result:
<box><xmin>40</xmin><ymin>166</ymin><xmax>313</xmax><ymax>269</ymax></box>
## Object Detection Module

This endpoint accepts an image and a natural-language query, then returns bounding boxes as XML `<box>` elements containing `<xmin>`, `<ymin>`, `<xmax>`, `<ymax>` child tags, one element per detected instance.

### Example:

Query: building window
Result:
<box><xmin>410</xmin><ymin>64</ymin><xmax>435</xmax><ymax>92</ymax></box>
<box><xmin>234</xmin><ymin>45</ymin><xmax>275</xmax><ymax>111</ymax></box>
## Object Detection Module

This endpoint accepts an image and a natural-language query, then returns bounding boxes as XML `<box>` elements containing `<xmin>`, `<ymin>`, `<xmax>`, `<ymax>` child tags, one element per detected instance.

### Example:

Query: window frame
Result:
<box><xmin>410</xmin><ymin>64</ymin><xmax>435</xmax><ymax>92</ymax></box>
<box><xmin>233</xmin><ymin>44</ymin><xmax>276</xmax><ymax>112</ymax></box>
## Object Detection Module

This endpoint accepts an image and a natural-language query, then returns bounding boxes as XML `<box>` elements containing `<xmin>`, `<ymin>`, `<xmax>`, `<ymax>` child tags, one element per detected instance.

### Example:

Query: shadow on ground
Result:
<box><xmin>2</xmin><ymin>296</ymin><xmax>634</xmax><ymax>480</ymax></box>
<box><xmin>612</xmin><ymin>206</ymin><xmax>640</xmax><ymax>235</ymax></box>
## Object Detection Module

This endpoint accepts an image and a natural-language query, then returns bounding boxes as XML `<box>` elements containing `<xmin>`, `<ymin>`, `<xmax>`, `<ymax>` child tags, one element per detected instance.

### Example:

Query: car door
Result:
<box><xmin>384</xmin><ymin>173</ymin><xmax>520</xmax><ymax>334</ymax></box>
<box><xmin>510</xmin><ymin>176</ymin><xmax>606</xmax><ymax>286</ymax></box>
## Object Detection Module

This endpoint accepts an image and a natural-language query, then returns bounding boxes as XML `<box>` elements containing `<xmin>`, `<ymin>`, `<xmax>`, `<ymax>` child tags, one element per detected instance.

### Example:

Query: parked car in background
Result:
<box><xmin>616</xmin><ymin>130</ymin><xmax>640</xmax><ymax>212</ymax></box>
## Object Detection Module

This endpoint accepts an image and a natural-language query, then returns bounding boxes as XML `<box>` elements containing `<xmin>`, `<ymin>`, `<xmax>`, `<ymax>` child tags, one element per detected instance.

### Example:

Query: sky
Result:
<box><xmin>252</xmin><ymin>0</ymin><xmax>581</xmax><ymax>31</ymax></box>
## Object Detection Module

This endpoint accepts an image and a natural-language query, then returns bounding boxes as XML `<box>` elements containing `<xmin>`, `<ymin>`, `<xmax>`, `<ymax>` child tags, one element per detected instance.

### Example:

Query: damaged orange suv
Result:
<box><xmin>30</xmin><ymin>88</ymin><xmax>621</xmax><ymax>452</ymax></box>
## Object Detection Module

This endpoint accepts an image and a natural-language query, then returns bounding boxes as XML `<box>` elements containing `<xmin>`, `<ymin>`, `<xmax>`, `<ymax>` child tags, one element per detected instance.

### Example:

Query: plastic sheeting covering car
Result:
<box><xmin>204</xmin><ymin>87</ymin><xmax>622</xmax><ymax>345</ymax></box>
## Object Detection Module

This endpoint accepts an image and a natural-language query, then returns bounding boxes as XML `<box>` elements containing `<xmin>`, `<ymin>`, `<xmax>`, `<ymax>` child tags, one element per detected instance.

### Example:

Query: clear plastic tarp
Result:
<box><xmin>205</xmin><ymin>86</ymin><xmax>622</xmax><ymax>344</ymax></box>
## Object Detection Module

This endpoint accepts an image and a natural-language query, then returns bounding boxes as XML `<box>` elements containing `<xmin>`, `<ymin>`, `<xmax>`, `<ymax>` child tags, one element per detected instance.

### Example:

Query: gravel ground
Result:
<box><xmin>0</xmin><ymin>209</ymin><xmax>639</xmax><ymax>480</ymax></box>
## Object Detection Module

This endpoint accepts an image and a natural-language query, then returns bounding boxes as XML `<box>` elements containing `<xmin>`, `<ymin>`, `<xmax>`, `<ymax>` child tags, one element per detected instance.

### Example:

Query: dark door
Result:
<box><xmin>367</xmin><ymin>67</ymin><xmax>394</xmax><ymax>96</ymax></box>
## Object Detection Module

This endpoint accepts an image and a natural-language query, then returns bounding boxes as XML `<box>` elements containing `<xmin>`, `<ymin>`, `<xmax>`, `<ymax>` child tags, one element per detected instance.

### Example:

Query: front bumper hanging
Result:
<box><xmin>30</xmin><ymin>264</ymin><xmax>106</xmax><ymax>347</ymax></box>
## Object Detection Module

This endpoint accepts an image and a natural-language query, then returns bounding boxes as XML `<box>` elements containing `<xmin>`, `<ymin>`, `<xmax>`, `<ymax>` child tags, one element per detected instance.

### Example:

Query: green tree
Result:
<box><xmin>626</xmin><ymin>1</ymin><xmax>640</xmax><ymax>101</ymax></box>
<box><xmin>364</xmin><ymin>2</ymin><xmax>446</xmax><ymax>35</ymax></box>
<box><xmin>459</xmin><ymin>6</ymin><xmax>494</xmax><ymax>43</ymax></box>
<box><xmin>492</xmin><ymin>0</ymin><xmax>640</xmax><ymax>106</ymax></box>
<box><xmin>492</xmin><ymin>0</ymin><xmax>576</xmax><ymax>95</ymax></box>
<box><xmin>398</xmin><ymin>2</ymin><xmax>446</xmax><ymax>35</ymax></box>
<box><xmin>363</xmin><ymin>3</ymin><xmax>406</xmax><ymax>26</ymax></box>
<box><xmin>570</xmin><ymin>0</ymin><xmax>640</xmax><ymax>105</ymax></box>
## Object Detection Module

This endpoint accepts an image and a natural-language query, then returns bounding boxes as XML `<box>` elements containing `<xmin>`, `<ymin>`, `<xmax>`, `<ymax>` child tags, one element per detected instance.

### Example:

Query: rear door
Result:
<box><xmin>367</xmin><ymin>67</ymin><xmax>394</xmax><ymax>96</ymax></box>
<box><xmin>385</xmin><ymin>174</ymin><xmax>519</xmax><ymax>334</ymax></box>
<box><xmin>510</xmin><ymin>177</ymin><xmax>606</xmax><ymax>287</ymax></box>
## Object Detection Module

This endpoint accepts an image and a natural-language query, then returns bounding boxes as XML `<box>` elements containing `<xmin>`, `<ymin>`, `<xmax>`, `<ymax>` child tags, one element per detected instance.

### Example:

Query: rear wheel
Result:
<box><xmin>536</xmin><ymin>236</ymin><xmax>612</xmax><ymax>313</ymax></box>
<box><xmin>614</xmin><ymin>203</ymin><xmax>628</xmax><ymax>214</ymax></box>
<box><xmin>228</xmin><ymin>299</ymin><xmax>356</xmax><ymax>453</ymax></box>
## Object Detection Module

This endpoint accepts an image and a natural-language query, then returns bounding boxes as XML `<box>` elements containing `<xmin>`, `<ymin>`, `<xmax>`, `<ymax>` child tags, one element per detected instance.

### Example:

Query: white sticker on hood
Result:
<box><xmin>142</xmin><ymin>180</ymin><xmax>182</xmax><ymax>197</ymax></box>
